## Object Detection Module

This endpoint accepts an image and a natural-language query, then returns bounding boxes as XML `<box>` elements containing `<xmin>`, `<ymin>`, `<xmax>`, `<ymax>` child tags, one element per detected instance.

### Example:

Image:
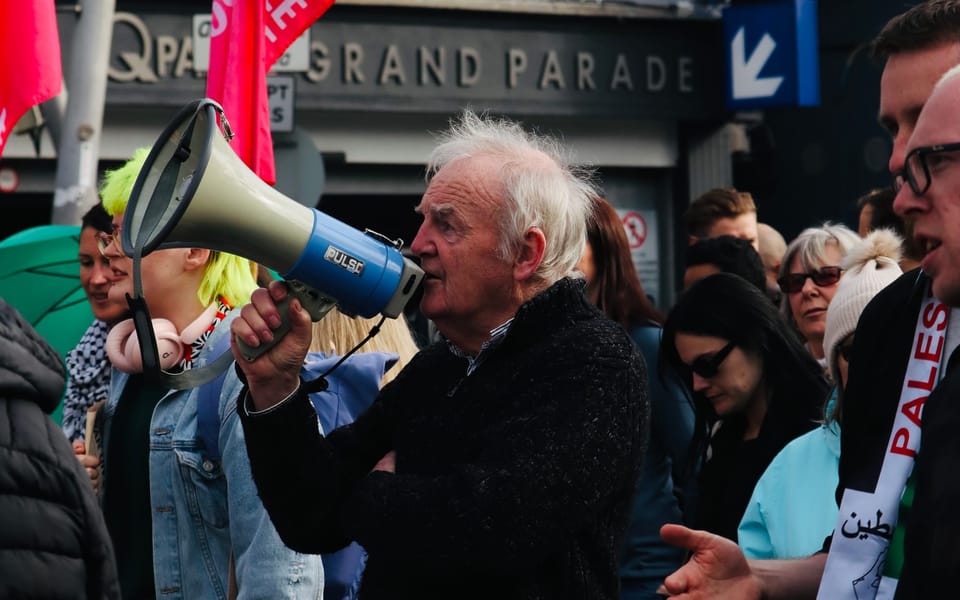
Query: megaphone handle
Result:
<box><xmin>235</xmin><ymin>280</ymin><xmax>338</xmax><ymax>362</ymax></box>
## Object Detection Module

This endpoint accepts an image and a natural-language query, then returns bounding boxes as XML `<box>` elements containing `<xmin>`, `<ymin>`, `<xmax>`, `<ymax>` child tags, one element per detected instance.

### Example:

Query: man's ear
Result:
<box><xmin>184</xmin><ymin>248</ymin><xmax>212</xmax><ymax>271</ymax></box>
<box><xmin>688</xmin><ymin>235</ymin><xmax>699</xmax><ymax>246</ymax></box>
<box><xmin>514</xmin><ymin>227</ymin><xmax>546</xmax><ymax>281</ymax></box>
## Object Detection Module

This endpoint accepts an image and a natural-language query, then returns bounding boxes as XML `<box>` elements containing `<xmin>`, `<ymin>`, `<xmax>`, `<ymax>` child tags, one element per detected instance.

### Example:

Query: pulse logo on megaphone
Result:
<box><xmin>122</xmin><ymin>98</ymin><xmax>424</xmax><ymax>358</ymax></box>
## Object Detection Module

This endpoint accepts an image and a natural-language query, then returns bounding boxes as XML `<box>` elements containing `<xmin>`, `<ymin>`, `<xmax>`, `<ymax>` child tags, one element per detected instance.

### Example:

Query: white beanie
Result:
<box><xmin>823</xmin><ymin>228</ymin><xmax>904</xmax><ymax>383</ymax></box>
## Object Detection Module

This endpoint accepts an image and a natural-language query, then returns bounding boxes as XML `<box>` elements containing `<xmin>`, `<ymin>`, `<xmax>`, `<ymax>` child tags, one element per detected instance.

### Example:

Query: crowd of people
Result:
<box><xmin>6</xmin><ymin>1</ymin><xmax>960</xmax><ymax>598</ymax></box>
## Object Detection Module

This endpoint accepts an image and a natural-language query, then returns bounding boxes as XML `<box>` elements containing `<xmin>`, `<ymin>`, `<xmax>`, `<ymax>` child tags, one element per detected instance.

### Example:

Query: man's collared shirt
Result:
<box><xmin>447</xmin><ymin>318</ymin><xmax>514</xmax><ymax>377</ymax></box>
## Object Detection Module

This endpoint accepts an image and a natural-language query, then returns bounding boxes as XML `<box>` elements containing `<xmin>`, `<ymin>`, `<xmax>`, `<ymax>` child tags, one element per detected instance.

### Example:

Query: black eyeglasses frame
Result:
<box><xmin>897</xmin><ymin>141</ymin><xmax>960</xmax><ymax>196</ymax></box>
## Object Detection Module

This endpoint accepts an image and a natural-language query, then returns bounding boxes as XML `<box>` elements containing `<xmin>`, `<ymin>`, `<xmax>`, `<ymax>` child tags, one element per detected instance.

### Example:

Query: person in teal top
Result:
<box><xmin>738</xmin><ymin>229</ymin><xmax>904</xmax><ymax>559</ymax></box>
<box><xmin>577</xmin><ymin>196</ymin><xmax>695</xmax><ymax>599</ymax></box>
<box><xmin>737</xmin><ymin>389</ymin><xmax>841</xmax><ymax>559</ymax></box>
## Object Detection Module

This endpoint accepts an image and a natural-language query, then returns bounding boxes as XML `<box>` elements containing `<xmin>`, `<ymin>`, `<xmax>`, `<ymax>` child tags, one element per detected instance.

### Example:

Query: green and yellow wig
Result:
<box><xmin>100</xmin><ymin>147</ymin><xmax>258</xmax><ymax>308</ymax></box>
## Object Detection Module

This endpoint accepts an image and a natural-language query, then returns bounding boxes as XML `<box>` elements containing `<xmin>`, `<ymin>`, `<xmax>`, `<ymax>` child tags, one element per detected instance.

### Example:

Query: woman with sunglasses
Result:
<box><xmin>660</xmin><ymin>272</ymin><xmax>830</xmax><ymax>542</ymax></box>
<box><xmin>777</xmin><ymin>223</ymin><xmax>861</xmax><ymax>372</ymax></box>
<box><xmin>738</xmin><ymin>229</ymin><xmax>903</xmax><ymax>559</ymax></box>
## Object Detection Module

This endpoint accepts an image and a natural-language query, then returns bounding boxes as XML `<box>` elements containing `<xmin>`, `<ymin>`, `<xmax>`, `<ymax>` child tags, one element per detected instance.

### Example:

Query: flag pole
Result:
<box><xmin>50</xmin><ymin>0</ymin><xmax>116</xmax><ymax>225</ymax></box>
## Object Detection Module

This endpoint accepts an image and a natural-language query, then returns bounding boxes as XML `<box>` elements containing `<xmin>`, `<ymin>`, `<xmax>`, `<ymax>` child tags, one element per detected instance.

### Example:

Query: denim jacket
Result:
<box><xmin>100</xmin><ymin>312</ymin><xmax>323</xmax><ymax>599</ymax></box>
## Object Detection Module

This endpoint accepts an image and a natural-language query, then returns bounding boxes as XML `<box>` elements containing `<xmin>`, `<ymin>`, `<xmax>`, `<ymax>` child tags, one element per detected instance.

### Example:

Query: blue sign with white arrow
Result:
<box><xmin>723</xmin><ymin>0</ymin><xmax>819</xmax><ymax>110</ymax></box>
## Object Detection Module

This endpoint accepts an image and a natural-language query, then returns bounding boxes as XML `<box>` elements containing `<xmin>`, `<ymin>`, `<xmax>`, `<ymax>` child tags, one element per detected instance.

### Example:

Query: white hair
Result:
<box><xmin>778</xmin><ymin>221</ymin><xmax>862</xmax><ymax>324</ymax></box>
<box><xmin>426</xmin><ymin>109</ymin><xmax>597</xmax><ymax>286</ymax></box>
<box><xmin>780</xmin><ymin>222</ymin><xmax>861</xmax><ymax>275</ymax></box>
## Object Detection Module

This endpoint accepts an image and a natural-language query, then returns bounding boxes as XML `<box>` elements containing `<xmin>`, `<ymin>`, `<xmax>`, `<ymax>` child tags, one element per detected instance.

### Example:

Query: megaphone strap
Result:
<box><xmin>126</xmin><ymin>254</ymin><xmax>232</xmax><ymax>390</ymax></box>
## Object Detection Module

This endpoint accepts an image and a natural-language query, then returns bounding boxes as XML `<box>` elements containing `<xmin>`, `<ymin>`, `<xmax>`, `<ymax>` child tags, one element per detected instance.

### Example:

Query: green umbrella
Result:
<box><xmin>0</xmin><ymin>225</ymin><xmax>95</xmax><ymax>424</ymax></box>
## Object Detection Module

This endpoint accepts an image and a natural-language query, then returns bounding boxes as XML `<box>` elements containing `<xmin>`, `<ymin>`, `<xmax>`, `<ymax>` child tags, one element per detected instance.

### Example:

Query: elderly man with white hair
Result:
<box><xmin>231</xmin><ymin>110</ymin><xmax>649</xmax><ymax>599</ymax></box>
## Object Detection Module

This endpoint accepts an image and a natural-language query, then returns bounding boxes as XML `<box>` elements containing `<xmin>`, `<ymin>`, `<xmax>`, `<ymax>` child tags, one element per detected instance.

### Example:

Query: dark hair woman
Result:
<box><xmin>660</xmin><ymin>272</ymin><xmax>829</xmax><ymax>542</ymax></box>
<box><xmin>577</xmin><ymin>196</ymin><xmax>692</xmax><ymax>599</ymax></box>
<box><xmin>579</xmin><ymin>197</ymin><xmax>665</xmax><ymax>325</ymax></box>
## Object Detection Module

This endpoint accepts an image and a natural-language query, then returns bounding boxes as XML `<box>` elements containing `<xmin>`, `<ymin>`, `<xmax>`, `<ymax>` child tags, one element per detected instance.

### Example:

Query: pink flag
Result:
<box><xmin>0</xmin><ymin>1</ymin><xmax>62</xmax><ymax>157</ymax></box>
<box><xmin>263</xmin><ymin>0</ymin><xmax>335</xmax><ymax>68</ymax></box>
<box><xmin>206</xmin><ymin>0</ymin><xmax>335</xmax><ymax>185</ymax></box>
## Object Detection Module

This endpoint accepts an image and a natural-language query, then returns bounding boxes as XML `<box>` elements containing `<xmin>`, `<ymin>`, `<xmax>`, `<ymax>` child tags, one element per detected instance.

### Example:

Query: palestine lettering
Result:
<box><xmin>890</xmin><ymin>315</ymin><xmax>946</xmax><ymax>458</ymax></box>
<box><xmin>840</xmin><ymin>509</ymin><xmax>893</xmax><ymax>540</ymax></box>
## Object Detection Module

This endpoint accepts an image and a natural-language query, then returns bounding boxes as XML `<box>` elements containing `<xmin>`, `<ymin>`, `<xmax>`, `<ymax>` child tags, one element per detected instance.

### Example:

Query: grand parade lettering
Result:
<box><xmin>102</xmin><ymin>11</ymin><xmax>719</xmax><ymax>118</ymax></box>
<box><xmin>109</xmin><ymin>12</ymin><xmax>700</xmax><ymax>95</ymax></box>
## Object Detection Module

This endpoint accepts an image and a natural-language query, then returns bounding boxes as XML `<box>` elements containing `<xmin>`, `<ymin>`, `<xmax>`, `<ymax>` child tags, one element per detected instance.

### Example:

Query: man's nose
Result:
<box><xmin>888</xmin><ymin>130</ymin><xmax>910</xmax><ymax>175</ymax></box>
<box><xmin>409</xmin><ymin>225</ymin><xmax>430</xmax><ymax>257</ymax></box>
<box><xmin>892</xmin><ymin>182</ymin><xmax>924</xmax><ymax>218</ymax></box>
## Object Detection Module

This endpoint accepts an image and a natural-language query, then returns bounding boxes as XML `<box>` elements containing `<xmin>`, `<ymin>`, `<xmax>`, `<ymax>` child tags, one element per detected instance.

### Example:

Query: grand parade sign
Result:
<box><xmin>88</xmin><ymin>9</ymin><xmax>723</xmax><ymax>119</ymax></box>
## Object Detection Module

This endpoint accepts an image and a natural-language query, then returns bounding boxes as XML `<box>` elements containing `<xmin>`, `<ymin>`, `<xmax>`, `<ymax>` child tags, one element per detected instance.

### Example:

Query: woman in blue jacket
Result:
<box><xmin>577</xmin><ymin>196</ymin><xmax>695</xmax><ymax>599</ymax></box>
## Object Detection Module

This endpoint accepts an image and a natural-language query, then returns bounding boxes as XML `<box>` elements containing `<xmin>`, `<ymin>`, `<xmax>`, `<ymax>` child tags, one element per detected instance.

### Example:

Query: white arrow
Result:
<box><xmin>731</xmin><ymin>27</ymin><xmax>783</xmax><ymax>100</ymax></box>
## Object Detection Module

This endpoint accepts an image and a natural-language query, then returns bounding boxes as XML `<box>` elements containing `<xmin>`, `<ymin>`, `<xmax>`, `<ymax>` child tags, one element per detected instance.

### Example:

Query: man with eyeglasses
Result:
<box><xmin>880</xmin><ymin>59</ymin><xmax>960</xmax><ymax>598</ymax></box>
<box><xmin>656</xmin><ymin>2</ymin><xmax>960</xmax><ymax>599</ymax></box>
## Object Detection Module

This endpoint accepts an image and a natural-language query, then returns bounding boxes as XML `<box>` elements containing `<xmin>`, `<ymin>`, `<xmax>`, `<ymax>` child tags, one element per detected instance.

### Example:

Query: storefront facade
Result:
<box><xmin>2</xmin><ymin>1</ymin><xmax>731</xmax><ymax>309</ymax></box>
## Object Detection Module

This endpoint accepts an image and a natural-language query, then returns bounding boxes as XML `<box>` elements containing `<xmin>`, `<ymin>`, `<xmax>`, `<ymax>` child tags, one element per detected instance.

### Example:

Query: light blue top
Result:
<box><xmin>738</xmin><ymin>390</ymin><xmax>840</xmax><ymax>560</ymax></box>
<box><xmin>100</xmin><ymin>313</ymin><xmax>324</xmax><ymax>599</ymax></box>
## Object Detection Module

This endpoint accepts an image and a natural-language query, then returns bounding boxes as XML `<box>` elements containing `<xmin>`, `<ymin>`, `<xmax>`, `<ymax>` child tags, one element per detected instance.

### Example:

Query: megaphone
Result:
<box><xmin>122</xmin><ymin>98</ymin><xmax>424</xmax><ymax>363</ymax></box>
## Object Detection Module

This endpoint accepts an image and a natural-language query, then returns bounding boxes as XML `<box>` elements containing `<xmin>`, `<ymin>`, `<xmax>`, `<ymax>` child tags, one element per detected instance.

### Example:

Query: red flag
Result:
<box><xmin>0</xmin><ymin>1</ymin><xmax>62</xmax><ymax>158</ymax></box>
<box><xmin>206</xmin><ymin>0</ymin><xmax>335</xmax><ymax>185</ymax></box>
<box><xmin>263</xmin><ymin>0</ymin><xmax>334</xmax><ymax>67</ymax></box>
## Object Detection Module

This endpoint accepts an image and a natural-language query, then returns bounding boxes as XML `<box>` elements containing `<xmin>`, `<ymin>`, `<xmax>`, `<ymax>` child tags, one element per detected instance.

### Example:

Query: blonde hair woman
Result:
<box><xmin>309</xmin><ymin>309</ymin><xmax>420</xmax><ymax>386</ymax></box>
<box><xmin>93</xmin><ymin>148</ymin><xmax>323</xmax><ymax>598</ymax></box>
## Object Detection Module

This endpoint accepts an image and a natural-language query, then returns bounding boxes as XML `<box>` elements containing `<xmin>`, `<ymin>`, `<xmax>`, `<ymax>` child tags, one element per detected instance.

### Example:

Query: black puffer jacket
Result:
<box><xmin>0</xmin><ymin>298</ymin><xmax>120</xmax><ymax>599</ymax></box>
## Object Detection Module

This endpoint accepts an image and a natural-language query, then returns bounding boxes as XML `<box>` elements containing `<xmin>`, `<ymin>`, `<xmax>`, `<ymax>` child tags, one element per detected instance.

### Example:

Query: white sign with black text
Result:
<box><xmin>191</xmin><ymin>14</ymin><xmax>310</xmax><ymax>73</ymax></box>
<box><xmin>267</xmin><ymin>76</ymin><xmax>295</xmax><ymax>133</ymax></box>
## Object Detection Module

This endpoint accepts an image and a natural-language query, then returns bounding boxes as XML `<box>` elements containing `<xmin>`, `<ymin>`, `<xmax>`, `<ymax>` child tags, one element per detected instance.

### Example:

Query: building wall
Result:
<box><xmin>2</xmin><ymin>1</ymin><xmax>735</xmax><ymax>309</ymax></box>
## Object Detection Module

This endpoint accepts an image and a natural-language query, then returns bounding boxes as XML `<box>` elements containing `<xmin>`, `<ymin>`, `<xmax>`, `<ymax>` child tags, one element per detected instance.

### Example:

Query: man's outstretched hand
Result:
<box><xmin>657</xmin><ymin>524</ymin><xmax>762</xmax><ymax>599</ymax></box>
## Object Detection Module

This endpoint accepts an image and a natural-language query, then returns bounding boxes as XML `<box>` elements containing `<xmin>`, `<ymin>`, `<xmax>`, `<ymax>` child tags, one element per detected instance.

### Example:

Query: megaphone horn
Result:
<box><xmin>123</xmin><ymin>98</ymin><xmax>424</xmax><ymax>357</ymax></box>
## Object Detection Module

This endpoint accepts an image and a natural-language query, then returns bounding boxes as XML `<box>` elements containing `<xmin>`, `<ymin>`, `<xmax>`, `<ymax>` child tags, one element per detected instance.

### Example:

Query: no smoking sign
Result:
<box><xmin>622</xmin><ymin>212</ymin><xmax>647</xmax><ymax>249</ymax></box>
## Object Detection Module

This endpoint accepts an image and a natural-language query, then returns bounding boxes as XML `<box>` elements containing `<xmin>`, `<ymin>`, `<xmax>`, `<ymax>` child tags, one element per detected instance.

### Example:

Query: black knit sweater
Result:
<box><xmin>240</xmin><ymin>277</ymin><xmax>649</xmax><ymax>599</ymax></box>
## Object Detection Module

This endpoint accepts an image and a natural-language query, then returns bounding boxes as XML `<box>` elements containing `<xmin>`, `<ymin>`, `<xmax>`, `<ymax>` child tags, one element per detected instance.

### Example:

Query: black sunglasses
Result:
<box><xmin>688</xmin><ymin>341</ymin><xmax>736</xmax><ymax>379</ymax></box>
<box><xmin>894</xmin><ymin>141</ymin><xmax>960</xmax><ymax>196</ymax></box>
<box><xmin>777</xmin><ymin>266</ymin><xmax>843</xmax><ymax>294</ymax></box>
